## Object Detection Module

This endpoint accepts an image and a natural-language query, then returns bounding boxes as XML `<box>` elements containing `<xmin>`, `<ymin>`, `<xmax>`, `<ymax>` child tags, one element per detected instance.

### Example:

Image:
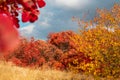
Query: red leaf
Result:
<box><xmin>0</xmin><ymin>13</ymin><xmax>19</xmax><ymax>54</ymax></box>
<box><xmin>22</xmin><ymin>11</ymin><xmax>30</xmax><ymax>22</ymax></box>
<box><xmin>37</xmin><ymin>0</ymin><xmax>46</xmax><ymax>8</ymax></box>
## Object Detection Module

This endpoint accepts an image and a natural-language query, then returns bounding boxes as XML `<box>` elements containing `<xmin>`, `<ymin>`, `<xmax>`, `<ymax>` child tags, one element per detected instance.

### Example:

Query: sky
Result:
<box><xmin>19</xmin><ymin>0</ymin><xmax>120</xmax><ymax>40</ymax></box>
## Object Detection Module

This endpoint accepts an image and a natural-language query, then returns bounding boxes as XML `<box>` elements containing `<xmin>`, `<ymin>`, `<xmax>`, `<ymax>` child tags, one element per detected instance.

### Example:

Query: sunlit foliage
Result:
<box><xmin>71</xmin><ymin>3</ymin><xmax>120</xmax><ymax>78</ymax></box>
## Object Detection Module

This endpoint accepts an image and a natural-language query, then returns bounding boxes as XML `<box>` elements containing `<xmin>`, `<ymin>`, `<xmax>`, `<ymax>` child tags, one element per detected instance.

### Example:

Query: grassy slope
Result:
<box><xmin>0</xmin><ymin>61</ymin><xmax>119</xmax><ymax>80</ymax></box>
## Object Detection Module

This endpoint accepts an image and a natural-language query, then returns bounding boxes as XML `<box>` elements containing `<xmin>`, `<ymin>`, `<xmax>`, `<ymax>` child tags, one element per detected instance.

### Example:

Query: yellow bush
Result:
<box><xmin>70</xmin><ymin>3</ymin><xmax>120</xmax><ymax>78</ymax></box>
<box><xmin>72</xmin><ymin>27</ymin><xmax>120</xmax><ymax>78</ymax></box>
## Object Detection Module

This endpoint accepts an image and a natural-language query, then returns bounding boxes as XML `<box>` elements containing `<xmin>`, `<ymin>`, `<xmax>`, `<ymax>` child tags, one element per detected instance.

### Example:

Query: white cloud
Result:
<box><xmin>39</xmin><ymin>20</ymin><xmax>50</xmax><ymax>27</ymax></box>
<box><xmin>20</xmin><ymin>24</ymin><xmax>34</xmax><ymax>34</ymax></box>
<box><xmin>36</xmin><ymin>10</ymin><xmax>54</xmax><ymax>28</ymax></box>
<box><xmin>52</xmin><ymin>0</ymin><xmax>92</xmax><ymax>10</ymax></box>
<box><xmin>19</xmin><ymin>24</ymin><xmax>35</xmax><ymax>38</ymax></box>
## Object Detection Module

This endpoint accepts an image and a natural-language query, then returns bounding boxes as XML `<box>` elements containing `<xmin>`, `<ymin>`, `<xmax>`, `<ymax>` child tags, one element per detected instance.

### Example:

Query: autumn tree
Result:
<box><xmin>71</xmin><ymin>3</ymin><xmax>120</xmax><ymax>78</ymax></box>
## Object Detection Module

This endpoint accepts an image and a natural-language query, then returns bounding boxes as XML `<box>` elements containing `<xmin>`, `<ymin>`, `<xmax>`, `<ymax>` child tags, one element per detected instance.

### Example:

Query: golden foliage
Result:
<box><xmin>72</xmin><ymin>27</ymin><xmax>120</xmax><ymax>77</ymax></box>
<box><xmin>70</xmin><ymin>3</ymin><xmax>120</xmax><ymax>78</ymax></box>
<box><xmin>93</xmin><ymin>4</ymin><xmax>120</xmax><ymax>28</ymax></box>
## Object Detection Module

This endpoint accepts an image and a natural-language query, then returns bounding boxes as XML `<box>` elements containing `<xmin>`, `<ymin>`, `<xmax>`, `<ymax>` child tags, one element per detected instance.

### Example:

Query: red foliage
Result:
<box><xmin>0</xmin><ymin>13</ymin><xmax>19</xmax><ymax>55</ymax></box>
<box><xmin>37</xmin><ymin>0</ymin><xmax>46</xmax><ymax>8</ymax></box>
<box><xmin>6</xmin><ymin>38</ymin><xmax>64</xmax><ymax>69</ymax></box>
<box><xmin>0</xmin><ymin>0</ymin><xmax>46</xmax><ymax>60</ymax></box>
<box><xmin>2</xmin><ymin>30</ymin><xmax>92</xmax><ymax>71</ymax></box>
<box><xmin>61</xmin><ymin>52</ymin><xmax>92</xmax><ymax>72</ymax></box>
<box><xmin>47</xmin><ymin>31</ymin><xmax>77</xmax><ymax>53</ymax></box>
<box><xmin>0</xmin><ymin>0</ymin><xmax>46</xmax><ymax>28</ymax></box>
<box><xmin>47</xmin><ymin>31</ymin><xmax>92</xmax><ymax>71</ymax></box>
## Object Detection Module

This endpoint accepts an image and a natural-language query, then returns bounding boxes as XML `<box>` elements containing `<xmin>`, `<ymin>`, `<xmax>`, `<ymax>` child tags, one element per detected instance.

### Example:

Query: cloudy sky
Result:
<box><xmin>19</xmin><ymin>0</ymin><xmax>119</xmax><ymax>40</ymax></box>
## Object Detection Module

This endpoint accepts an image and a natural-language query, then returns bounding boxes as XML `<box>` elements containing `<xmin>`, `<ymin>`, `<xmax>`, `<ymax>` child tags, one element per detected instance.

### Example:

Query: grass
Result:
<box><xmin>0</xmin><ymin>61</ymin><xmax>120</xmax><ymax>80</ymax></box>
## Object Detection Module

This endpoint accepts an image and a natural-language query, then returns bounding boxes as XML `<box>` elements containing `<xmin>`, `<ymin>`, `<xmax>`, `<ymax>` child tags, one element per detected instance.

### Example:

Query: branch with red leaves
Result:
<box><xmin>0</xmin><ymin>0</ymin><xmax>46</xmax><ymax>28</ymax></box>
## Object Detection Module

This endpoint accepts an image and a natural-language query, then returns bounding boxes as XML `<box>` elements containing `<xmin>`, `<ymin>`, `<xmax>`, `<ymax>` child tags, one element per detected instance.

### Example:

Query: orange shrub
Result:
<box><xmin>5</xmin><ymin>38</ymin><xmax>64</xmax><ymax>69</ymax></box>
<box><xmin>47</xmin><ymin>31</ymin><xmax>76</xmax><ymax>53</ymax></box>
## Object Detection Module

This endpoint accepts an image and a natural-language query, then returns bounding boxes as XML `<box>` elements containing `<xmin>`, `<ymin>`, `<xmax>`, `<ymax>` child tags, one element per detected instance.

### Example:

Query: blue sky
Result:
<box><xmin>19</xmin><ymin>0</ymin><xmax>119</xmax><ymax>40</ymax></box>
